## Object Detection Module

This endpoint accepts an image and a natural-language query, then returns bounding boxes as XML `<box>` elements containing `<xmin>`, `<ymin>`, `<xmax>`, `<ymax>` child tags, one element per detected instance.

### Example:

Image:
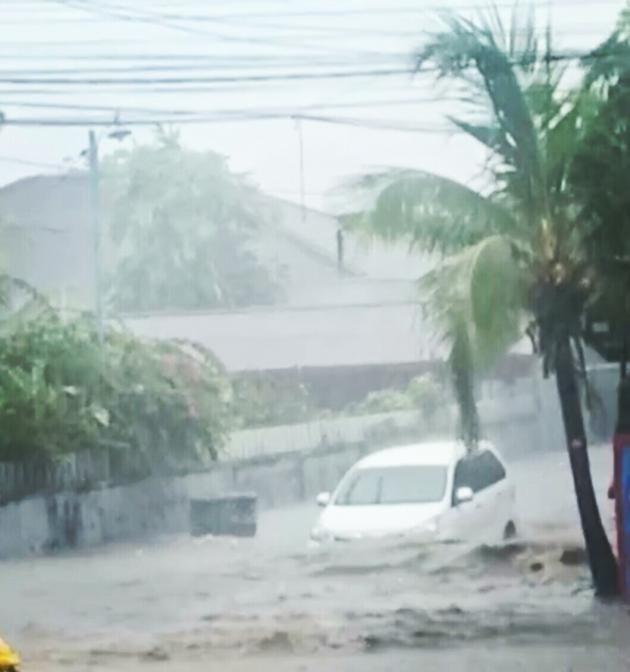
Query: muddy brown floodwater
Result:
<box><xmin>3</xmin><ymin>447</ymin><xmax>630</xmax><ymax>671</ymax></box>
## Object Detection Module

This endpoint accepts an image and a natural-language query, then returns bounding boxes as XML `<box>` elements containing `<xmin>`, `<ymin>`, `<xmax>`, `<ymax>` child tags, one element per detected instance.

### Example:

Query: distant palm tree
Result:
<box><xmin>345</xmin><ymin>9</ymin><xmax>619</xmax><ymax>596</ymax></box>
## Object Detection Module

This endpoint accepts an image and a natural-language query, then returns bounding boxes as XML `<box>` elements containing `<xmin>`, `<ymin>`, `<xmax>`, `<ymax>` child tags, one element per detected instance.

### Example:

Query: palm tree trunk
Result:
<box><xmin>555</xmin><ymin>336</ymin><xmax>619</xmax><ymax>597</ymax></box>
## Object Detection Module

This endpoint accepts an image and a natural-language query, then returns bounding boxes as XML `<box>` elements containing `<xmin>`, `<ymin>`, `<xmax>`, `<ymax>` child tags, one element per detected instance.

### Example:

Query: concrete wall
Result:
<box><xmin>0</xmin><ymin>450</ymin><xmax>355</xmax><ymax>560</ymax></box>
<box><xmin>225</xmin><ymin>389</ymin><xmax>543</xmax><ymax>461</ymax></box>
<box><xmin>0</xmin><ymin>386</ymin><xmax>564</xmax><ymax>560</ymax></box>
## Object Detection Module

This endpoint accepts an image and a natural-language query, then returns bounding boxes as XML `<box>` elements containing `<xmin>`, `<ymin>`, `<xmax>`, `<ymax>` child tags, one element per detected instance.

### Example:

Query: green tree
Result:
<box><xmin>345</xmin><ymin>10</ymin><xmax>619</xmax><ymax>595</ymax></box>
<box><xmin>0</xmin><ymin>310</ymin><xmax>232</xmax><ymax>474</ymax></box>
<box><xmin>102</xmin><ymin>131</ymin><xmax>280</xmax><ymax>313</ymax></box>
<box><xmin>571</xmin><ymin>8</ymin><xmax>630</xmax><ymax>327</ymax></box>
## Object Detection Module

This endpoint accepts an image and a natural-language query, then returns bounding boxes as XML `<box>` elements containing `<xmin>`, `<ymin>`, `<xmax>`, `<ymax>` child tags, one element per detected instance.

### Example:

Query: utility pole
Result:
<box><xmin>295</xmin><ymin>117</ymin><xmax>306</xmax><ymax>221</ymax></box>
<box><xmin>88</xmin><ymin>129</ymin><xmax>104</xmax><ymax>347</ymax></box>
<box><xmin>336</xmin><ymin>227</ymin><xmax>344</xmax><ymax>273</ymax></box>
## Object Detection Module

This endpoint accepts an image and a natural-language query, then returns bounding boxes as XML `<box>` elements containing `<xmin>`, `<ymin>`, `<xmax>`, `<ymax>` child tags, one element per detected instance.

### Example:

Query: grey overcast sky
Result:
<box><xmin>0</xmin><ymin>0</ymin><xmax>625</xmax><ymax>211</ymax></box>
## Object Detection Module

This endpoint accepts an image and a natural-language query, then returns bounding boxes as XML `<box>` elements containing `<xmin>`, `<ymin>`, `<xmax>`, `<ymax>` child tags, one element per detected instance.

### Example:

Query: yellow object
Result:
<box><xmin>0</xmin><ymin>637</ymin><xmax>20</xmax><ymax>671</ymax></box>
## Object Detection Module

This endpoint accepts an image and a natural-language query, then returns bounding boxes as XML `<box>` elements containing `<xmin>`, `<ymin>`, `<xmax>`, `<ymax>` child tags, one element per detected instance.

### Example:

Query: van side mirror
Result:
<box><xmin>316</xmin><ymin>492</ymin><xmax>331</xmax><ymax>507</ymax></box>
<box><xmin>455</xmin><ymin>486</ymin><xmax>474</xmax><ymax>506</ymax></box>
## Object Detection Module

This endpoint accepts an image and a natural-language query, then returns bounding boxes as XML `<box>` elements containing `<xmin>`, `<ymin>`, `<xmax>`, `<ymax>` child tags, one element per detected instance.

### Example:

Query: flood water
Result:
<box><xmin>4</xmin><ymin>447</ymin><xmax>630</xmax><ymax>671</ymax></box>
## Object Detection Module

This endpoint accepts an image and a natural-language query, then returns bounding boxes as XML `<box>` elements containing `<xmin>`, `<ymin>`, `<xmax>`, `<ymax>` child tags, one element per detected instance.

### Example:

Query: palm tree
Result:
<box><xmin>571</xmin><ymin>8</ymin><xmax>630</xmax><ymax>323</ymax></box>
<box><xmin>344</xmin><ymin>9</ymin><xmax>619</xmax><ymax>596</ymax></box>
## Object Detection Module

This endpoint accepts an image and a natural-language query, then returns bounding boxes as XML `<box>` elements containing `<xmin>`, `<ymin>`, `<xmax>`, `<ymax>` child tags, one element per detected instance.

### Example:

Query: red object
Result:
<box><xmin>612</xmin><ymin>433</ymin><xmax>630</xmax><ymax>598</ymax></box>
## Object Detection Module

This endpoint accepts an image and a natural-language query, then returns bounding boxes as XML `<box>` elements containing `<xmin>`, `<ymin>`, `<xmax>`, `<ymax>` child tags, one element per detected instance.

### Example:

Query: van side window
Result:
<box><xmin>452</xmin><ymin>456</ymin><xmax>479</xmax><ymax>504</ymax></box>
<box><xmin>476</xmin><ymin>451</ymin><xmax>506</xmax><ymax>491</ymax></box>
<box><xmin>452</xmin><ymin>450</ymin><xmax>506</xmax><ymax>504</ymax></box>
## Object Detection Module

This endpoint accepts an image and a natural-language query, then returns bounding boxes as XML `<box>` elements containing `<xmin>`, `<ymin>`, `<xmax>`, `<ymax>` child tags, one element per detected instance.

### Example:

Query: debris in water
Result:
<box><xmin>142</xmin><ymin>646</ymin><xmax>170</xmax><ymax>661</ymax></box>
<box><xmin>257</xmin><ymin>631</ymin><xmax>293</xmax><ymax>652</ymax></box>
<box><xmin>559</xmin><ymin>547</ymin><xmax>588</xmax><ymax>566</ymax></box>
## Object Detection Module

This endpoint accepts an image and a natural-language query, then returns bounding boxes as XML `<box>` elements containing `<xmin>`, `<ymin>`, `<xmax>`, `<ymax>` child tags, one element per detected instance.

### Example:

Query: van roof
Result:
<box><xmin>357</xmin><ymin>440</ymin><xmax>495</xmax><ymax>468</ymax></box>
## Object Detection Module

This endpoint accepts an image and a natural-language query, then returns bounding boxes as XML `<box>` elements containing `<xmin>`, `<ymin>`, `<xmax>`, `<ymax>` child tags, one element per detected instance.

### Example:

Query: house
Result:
<box><xmin>0</xmin><ymin>172</ymin><xmax>421</xmax><ymax>308</ymax></box>
<box><xmin>0</xmin><ymin>173</ymin><xmax>95</xmax><ymax>309</ymax></box>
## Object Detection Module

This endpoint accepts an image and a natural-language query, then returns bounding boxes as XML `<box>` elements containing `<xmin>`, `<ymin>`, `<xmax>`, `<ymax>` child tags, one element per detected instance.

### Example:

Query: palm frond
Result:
<box><xmin>341</xmin><ymin>169</ymin><xmax>516</xmax><ymax>255</ymax></box>
<box><xmin>582</xmin><ymin>14</ymin><xmax>630</xmax><ymax>88</ymax></box>
<box><xmin>419</xmin><ymin>235</ymin><xmax>525</xmax><ymax>448</ymax></box>
<box><xmin>417</xmin><ymin>10</ymin><xmax>547</xmax><ymax>228</ymax></box>
<box><xmin>449</xmin><ymin>118</ymin><xmax>512</xmax><ymax>159</ymax></box>
<box><xmin>421</xmin><ymin>235</ymin><xmax>524</xmax><ymax>366</ymax></box>
<box><xmin>541</xmin><ymin>88</ymin><xmax>601</xmax><ymax>256</ymax></box>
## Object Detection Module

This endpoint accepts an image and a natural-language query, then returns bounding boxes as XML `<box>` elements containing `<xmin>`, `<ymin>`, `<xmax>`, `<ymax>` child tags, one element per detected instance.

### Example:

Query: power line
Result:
<box><xmin>0</xmin><ymin>36</ymin><xmax>601</xmax><ymax>79</ymax></box>
<box><xmin>0</xmin><ymin>18</ymin><xmax>101</xmax><ymax>24</ymax></box>
<box><xmin>0</xmin><ymin>155</ymin><xmax>69</xmax><ymax>169</ymax></box>
<box><xmin>159</xmin><ymin>12</ymin><xmax>617</xmax><ymax>41</ymax></box>
<box><xmin>0</xmin><ymin>47</ymin><xmax>609</xmax><ymax>88</ymax></box>
<box><xmin>14</xmin><ymin>0</ymin><xmax>628</xmax><ymax>13</ymax></box>
<box><xmin>0</xmin><ymin>111</ymin><xmax>451</xmax><ymax>133</ymax></box>
<box><xmin>0</xmin><ymin>96</ymin><xmax>455</xmax><ymax>117</ymax></box>
<box><xmin>297</xmin><ymin>114</ymin><xmax>449</xmax><ymax>134</ymax></box>
<box><xmin>50</xmin><ymin>0</ymin><xmax>375</xmax><ymax>57</ymax></box>
<box><xmin>0</xmin><ymin>66</ymin><xmax>414</xmax><ymax>86</ymax></box>
<box><xmin>0</xmin><ymin>53</ymin><xmax>408</xmax><ymax>76</ymax></box>
<box><xmin>47</xmin><ymin>0</ymin><xmax>621</xmax><ymax>66</ymax></box>
<box><xmin>0</xmin><ymin>100</ymin><xmax>200</xmax><ymax>115</ymax></box>
<box><xmin>0</xmin><ymin>25</ymin><xmax>614</xmax><ymax>50</ymax></box>
<box><xmin>38</xmin><ymin>0</ymin><xmax>626</xmax><ymax>21</ymax></box>
<box><xmin>0</xmin><ymin>50</ymin><xmax>405</xmax><ymax>62</ymax></box>
<box><xmin>0</xmin><ymin>57</ymin><xmax>405</xmax><ymax>76</ymax></box>
<box><xmin>13</xmin><ymin>1</ymin><xmax>618</xmax><ymax>52</ymax></box>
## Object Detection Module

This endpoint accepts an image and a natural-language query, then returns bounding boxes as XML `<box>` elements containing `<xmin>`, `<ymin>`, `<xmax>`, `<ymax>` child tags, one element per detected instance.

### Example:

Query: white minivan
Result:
<box><xmin>310</xmin><ymin>440</ymin><xmax>516</xmax><ymax>545</ymax></box>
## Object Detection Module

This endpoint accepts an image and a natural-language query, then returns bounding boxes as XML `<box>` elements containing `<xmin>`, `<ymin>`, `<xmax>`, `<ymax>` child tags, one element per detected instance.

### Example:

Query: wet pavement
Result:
<box><xmin>4</xmin><ymin>445</ymin><xmax>630</xmax><ymax>671</ymax></box>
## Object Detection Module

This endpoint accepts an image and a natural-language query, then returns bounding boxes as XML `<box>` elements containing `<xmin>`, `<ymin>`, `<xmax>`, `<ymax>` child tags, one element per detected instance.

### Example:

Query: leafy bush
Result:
<box><xmin>0</xmin><ymin>312</ymin><xmax>232</xmax><ymax>472</ymax></box>
<box><xmin>347</xmin><ymin>389</ymin><xmax>413</xmax><ymax>415</ymax></box>
<box><xmin>347</xmin><ymin>374</ymin><xmax>447</xmax><ymax>418</ymax></box>
<box><xmin>231</xmin><ymin>373</ymin><xmax>448</xmax><ymax>427</ymax></box>
<box><xmin>406</xmin><ymin>374</ymin><xmax>445</xmax><ymax>419</ymax></box>
<box><xmin>232</xmin><ymin>375</ymin><xmax>314</xmax><ymax>428</ymax></box>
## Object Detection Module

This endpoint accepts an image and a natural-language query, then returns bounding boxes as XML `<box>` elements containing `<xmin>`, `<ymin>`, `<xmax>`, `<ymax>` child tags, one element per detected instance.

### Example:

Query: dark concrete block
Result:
<box><xmin>190</xmin><ymin>493</ymin><xmax>257</xmax><ymax>538</ymax></box>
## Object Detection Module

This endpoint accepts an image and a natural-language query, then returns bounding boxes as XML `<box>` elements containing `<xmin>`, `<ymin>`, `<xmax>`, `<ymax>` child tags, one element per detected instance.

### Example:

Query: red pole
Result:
<box><xmin>613</xmin><ymin>432</ymin><xmax>630</xmax><ymax>598</ymax></box>
<box><xmin>613</xmin><ymin>373</ymin><xmax>630</xmax><ymax>599</ymax></box>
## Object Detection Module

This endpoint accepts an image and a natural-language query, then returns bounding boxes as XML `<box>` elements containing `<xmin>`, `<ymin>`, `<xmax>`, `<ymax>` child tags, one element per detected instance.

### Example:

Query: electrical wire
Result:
<box><xmin>0</xmin><ymin>66</ymin><xmax>414</xmax><ymax>86</ymax></box>
<box><xmin>0</xmin><ymin>155</ymin><xmax>69</xmax><ymax>169</ymax></box>
<box><xmin>0</xmin><ymin>96</ymin><xmax>456</xmax><ymax>116</ymax></box>
<box><xmin>0</xmin><ymin>56</ymin><xmax>405</xmax><ymax>76</ymax></box>
<box><xmin>0</xmin><ymin>0</ymin><xmax>618</xmax><ymax>71</ymax></box>
<box><xmin>0</xmin><ymin>1</ymin><xmax>619</xmax><ymax>136</ymax></box>
<box><xmin>37</xmin><ymin>0</ymin><xmax>627</xmax><ymax>21</ymax></box>
<box><xmin>0</xmin><ymin>48</ymin><xmax>609</xmax><ymax>88</ymax></box>
<box><xmin>49</xmin><ymin>0</ymin><xmax>378</xmax><ymax>57</ymax></box>
<box><xmin>0</xmin><ymin>51</ymin><xmax>407</xmax><ymax>62</ymax></box>
<box><xmin>44</xmin><ymin>0</ymin><xmax>622</xmax><ymax>61</ymax></box>
<box><xmin>0</xmin><ymin>111</ymin><xmax>451</xmax><ymax>132</ymax></box>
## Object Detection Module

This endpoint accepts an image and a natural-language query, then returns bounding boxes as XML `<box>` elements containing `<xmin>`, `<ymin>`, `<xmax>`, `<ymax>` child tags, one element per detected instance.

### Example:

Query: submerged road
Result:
<box><xmin>3</xmin><ymin>445</ymin><xmax>629</xmax><ymax>671</ymax></box>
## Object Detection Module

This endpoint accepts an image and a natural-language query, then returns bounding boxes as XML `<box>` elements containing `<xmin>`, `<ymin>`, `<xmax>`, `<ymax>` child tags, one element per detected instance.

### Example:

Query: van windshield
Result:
<box><xmin>334</xmin><ymin>466</ymin><xmax>448</xmax><ymax>506</ymax></box>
